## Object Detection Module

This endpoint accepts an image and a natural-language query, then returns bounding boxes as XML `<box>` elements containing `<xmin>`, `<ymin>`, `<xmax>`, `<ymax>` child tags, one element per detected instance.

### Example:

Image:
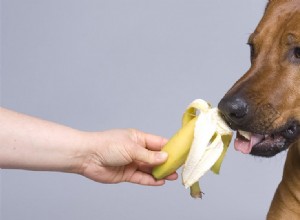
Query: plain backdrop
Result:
<box><xmin>1</xmin><ymin>0</ymin><xmax>287</xmax><ymax>219</ymax></box>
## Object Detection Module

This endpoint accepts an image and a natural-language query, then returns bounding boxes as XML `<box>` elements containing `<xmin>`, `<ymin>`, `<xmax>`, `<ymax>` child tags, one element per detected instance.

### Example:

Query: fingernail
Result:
<box><xmin>156</xmin><ymin>152</ymin><xmax>168</xmax><ymax>161</ymax></box>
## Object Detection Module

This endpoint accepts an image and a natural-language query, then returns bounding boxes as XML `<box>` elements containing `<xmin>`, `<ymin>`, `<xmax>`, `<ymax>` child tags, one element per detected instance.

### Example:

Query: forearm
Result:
<box><xmin>0</xmin><ymin>108</ymin><xmax>87</xmax><ymax>173</ymax></box>
<box><xmin>0</xmin><ymin>108</ymin><xmax>173</xmax><ymax>185</ymax></box>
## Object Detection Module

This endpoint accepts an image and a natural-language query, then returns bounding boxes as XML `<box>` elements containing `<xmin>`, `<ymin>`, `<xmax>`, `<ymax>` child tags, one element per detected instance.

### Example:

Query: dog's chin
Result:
<box><xmin>234</xmin><ymin>120</ymin><xmax>300</xmax><ymax>157</ymax></box>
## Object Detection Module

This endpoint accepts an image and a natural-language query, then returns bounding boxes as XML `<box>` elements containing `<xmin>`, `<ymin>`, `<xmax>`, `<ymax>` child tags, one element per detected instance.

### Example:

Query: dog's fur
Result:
<box><xmin>218</xmin><ymin>1</ymin><xmax>300</xmax><ymax>219</ymax></box>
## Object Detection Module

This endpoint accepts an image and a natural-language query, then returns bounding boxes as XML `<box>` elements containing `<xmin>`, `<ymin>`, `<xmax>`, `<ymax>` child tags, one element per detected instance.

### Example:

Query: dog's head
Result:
<box><xmin>218</xmin><ymin>0</ymin><xmax>300</xmax><ymax>157</ymax></box>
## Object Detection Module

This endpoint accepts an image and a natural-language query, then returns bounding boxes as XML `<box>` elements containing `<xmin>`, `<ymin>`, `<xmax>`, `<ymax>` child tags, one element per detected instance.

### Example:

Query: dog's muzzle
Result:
<box><xmin>218</xmin><ymin>95</ymin><xmax>300</xmax><ymax>157</ymax></box>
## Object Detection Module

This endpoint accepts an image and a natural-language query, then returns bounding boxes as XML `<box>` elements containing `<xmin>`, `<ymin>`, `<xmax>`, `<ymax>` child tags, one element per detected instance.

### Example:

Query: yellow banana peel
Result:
<box><xmin>152</xmin><ymin>99</ymin><xmax>233</xmax><ymax>199</ymax></box>
<box><xmin>152</xmin><ymin>117</ymin><xmax>197</xmax><ymax>180</ymax></box>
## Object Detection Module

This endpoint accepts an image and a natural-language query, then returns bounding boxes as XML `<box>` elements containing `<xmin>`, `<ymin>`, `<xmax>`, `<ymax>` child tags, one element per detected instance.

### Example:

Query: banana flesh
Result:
<box><xmin>182</xmin><ymin>106</ymin><xmax>232</xmax><ymax>188</ymax></box>
<box><xmin>152</xmin><ymin>99</ymin><xmax>233</xmax><ymax>198</ymax></box>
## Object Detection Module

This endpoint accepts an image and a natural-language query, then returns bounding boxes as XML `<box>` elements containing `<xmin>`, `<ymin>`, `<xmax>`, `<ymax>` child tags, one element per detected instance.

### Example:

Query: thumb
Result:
<box><xmin>131</xmin><ymin>145</ymin><xmax>168</xmax><ymax>165</ymax></box>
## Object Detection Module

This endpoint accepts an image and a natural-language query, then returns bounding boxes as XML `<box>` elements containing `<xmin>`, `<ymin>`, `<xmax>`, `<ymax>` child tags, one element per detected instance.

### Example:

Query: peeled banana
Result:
<box><xmin>152</xmin><ymin>99</ymin><xmax>233</xmax><ymax>198</ymax></box>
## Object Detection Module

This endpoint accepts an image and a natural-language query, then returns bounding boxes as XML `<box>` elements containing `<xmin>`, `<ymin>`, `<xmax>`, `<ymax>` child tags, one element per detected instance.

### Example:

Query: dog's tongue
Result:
<box><xmin>234</xmin><ymin>133</ymin><xmax>264</xmax><ymax>154</ymax></box>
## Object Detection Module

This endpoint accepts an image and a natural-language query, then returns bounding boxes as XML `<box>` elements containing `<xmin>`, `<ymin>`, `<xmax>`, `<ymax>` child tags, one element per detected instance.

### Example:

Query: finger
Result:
<box><xmin>136</xmin><ymin>158</ymin><xmax>178</xmax><ymax>180</ymax></box>
<box><xmin>127</xmin><ymin>171</ymin><xmax>166</xmax><ymax>186</ymax></box>
<box><xmin>164</xmin><ymin>172</ymin><xmax>178</xmax><ymax>181</ymax></box>
<box><xmin>130</xmin><ymin>144</ymin><xmax>168</xmax><ymax>165</ymax></box>
<box><xmin>136</xmin><ymin>130</ymin><xmax>168</xmax><ymax>151</ymax></box>
<box><xmin>137</xmin><ymin>163</ymin><xmax>178</xmax><ymax>179</ymax></box>
<box><xmin>137</xmin><ymin>163</ymin><xmax>153</xmax><ymax>174</ymax></box>
<box><xmin>139</xmin><ymin>165</ymin><xmax>178</xmax><ymax>181</ymax></box>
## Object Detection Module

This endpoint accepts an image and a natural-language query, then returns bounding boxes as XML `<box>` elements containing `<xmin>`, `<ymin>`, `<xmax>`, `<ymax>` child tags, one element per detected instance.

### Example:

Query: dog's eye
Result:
<box><xmin>293</xmin><ymin>47</ymin><xmax>300</xmax><ymax>59</ymax></box>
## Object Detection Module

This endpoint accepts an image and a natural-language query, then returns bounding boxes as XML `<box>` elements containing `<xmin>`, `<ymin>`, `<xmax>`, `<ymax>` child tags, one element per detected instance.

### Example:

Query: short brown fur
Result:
<box><xmin>223</xmin><ymin>0</ymin><xmax>300</xmax><ymax>218</ymax></box>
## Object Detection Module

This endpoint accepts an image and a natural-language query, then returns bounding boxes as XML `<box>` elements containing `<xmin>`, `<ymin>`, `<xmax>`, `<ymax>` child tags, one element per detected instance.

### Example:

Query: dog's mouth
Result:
<box><xmin>235</xmin><ymin>130</ymin><xmax>286</xmax><ymax>157</ymax></box>
<box><xmin>233</xmin><ymin>121</ymin><xmax>300</xmax><ymax>157</ymax></box>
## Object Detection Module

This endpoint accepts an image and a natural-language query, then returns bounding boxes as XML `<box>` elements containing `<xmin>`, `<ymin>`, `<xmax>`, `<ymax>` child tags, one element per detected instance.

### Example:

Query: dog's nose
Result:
<box><xmin>218</xmin><ymin>96</ymin><xmax>249</xmax><ymax>126</ymax></box>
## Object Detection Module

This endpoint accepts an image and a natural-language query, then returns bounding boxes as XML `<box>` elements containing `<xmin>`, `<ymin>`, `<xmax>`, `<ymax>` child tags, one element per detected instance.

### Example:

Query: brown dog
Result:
<box><xmin>218</xmin><ymin>1</ymin><xmax>300</xmax><ymax>219</ymax></box>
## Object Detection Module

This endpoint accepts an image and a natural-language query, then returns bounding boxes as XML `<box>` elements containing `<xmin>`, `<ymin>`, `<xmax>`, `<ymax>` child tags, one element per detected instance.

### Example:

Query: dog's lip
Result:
<box><xmin>250</xmin><ymin>133</ymin><xmax>287</xmax><ymax>157</ymax></box>
<box><xmin>234</xmin><ymin>125</ymin><xmax>293</xmax><ymax>157</ymax></box>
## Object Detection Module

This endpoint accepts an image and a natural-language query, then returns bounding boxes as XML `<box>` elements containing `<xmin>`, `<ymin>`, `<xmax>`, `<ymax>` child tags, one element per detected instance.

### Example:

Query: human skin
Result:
<box><xmin>0</xmin><ymin>108</ymin><xmax>178</xmax><ymax>186</ymax></box>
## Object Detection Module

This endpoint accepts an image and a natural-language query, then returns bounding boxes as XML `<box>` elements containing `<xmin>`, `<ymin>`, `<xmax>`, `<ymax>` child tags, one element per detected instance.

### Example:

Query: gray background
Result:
<box><xmin>1</xmin><ymin>0</ymin><xmax>287</xmax><ymax>219</ymax></box>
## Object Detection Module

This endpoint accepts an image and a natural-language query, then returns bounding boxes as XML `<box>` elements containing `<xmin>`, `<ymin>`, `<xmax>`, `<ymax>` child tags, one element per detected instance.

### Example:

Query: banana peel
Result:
<box><xmin>152</xmin><ymin>99</ymin><xmax>233</xmax><ymax>198</ymax></box>
<box><xmin>152</xmin><ymin>117</ymin><xmax>197</xmax><ymax>180</ymax></box>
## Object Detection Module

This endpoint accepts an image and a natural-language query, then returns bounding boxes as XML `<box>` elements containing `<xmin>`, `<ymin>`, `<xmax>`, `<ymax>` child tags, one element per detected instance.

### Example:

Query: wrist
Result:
<box><xmin>48</xmin><ymin>129</ymin><xmax>93</xmax><ymax>175</ymax></box>
<box><xmin>70</xmin><ymin>131</ymin><xmax>105</xmax><ymax>175</ymax></box>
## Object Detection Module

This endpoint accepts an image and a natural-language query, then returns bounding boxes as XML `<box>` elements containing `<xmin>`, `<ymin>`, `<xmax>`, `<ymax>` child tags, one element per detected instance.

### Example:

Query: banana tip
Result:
<box><xmin>190</xmin><ymin>191</ymin><xmax>204</xmax><ymax>199</ymax></box>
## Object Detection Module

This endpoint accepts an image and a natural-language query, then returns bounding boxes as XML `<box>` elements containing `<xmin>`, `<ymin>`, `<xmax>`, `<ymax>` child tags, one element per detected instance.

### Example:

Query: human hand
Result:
<box><xmin>0</xmin><ymin>108</ymin><xmax>177</xmax><ymax>185</ymax></box>
<box><xmin>79</xmin><ymin>129</ymin><xmax>178</xmax><ymax>186</ymax></box>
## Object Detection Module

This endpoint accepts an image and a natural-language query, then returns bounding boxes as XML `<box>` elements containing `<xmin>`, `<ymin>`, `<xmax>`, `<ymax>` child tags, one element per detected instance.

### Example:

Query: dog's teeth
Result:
<box><xmin>238</xmin><ymin>130</ymin><xmax>251</xmax><ymax>140</ymax></box>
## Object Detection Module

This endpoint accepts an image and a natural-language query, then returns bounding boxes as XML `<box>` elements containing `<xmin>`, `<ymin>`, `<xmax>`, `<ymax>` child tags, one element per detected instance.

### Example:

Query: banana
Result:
<box><xmin>210</xmin><ymin>134</ymin><xmax>232</xmax><ymax>174</ymax></box>
<box><xmin>152</xmin><ymin>99</ymin><xmax>233</xmax><ymax>198</ymax></box>
<box><xmin>152</xmin><ymin>99</ymin><xmax>207</xmax><ymax>179</ymax></box>
<box><xmin>182</xmin><ymin>107</ymin><xmax>233</xmax><ymax>188</ymax></box>
<box><xmin>190</xmin><ymin>181</ymin><xmax>202</xmax><ymax>198</ymax></box>
<box><xmin>152</xmin><ymin>117</ymin><xmax>197</xmax><ymax>180</ymax></box>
